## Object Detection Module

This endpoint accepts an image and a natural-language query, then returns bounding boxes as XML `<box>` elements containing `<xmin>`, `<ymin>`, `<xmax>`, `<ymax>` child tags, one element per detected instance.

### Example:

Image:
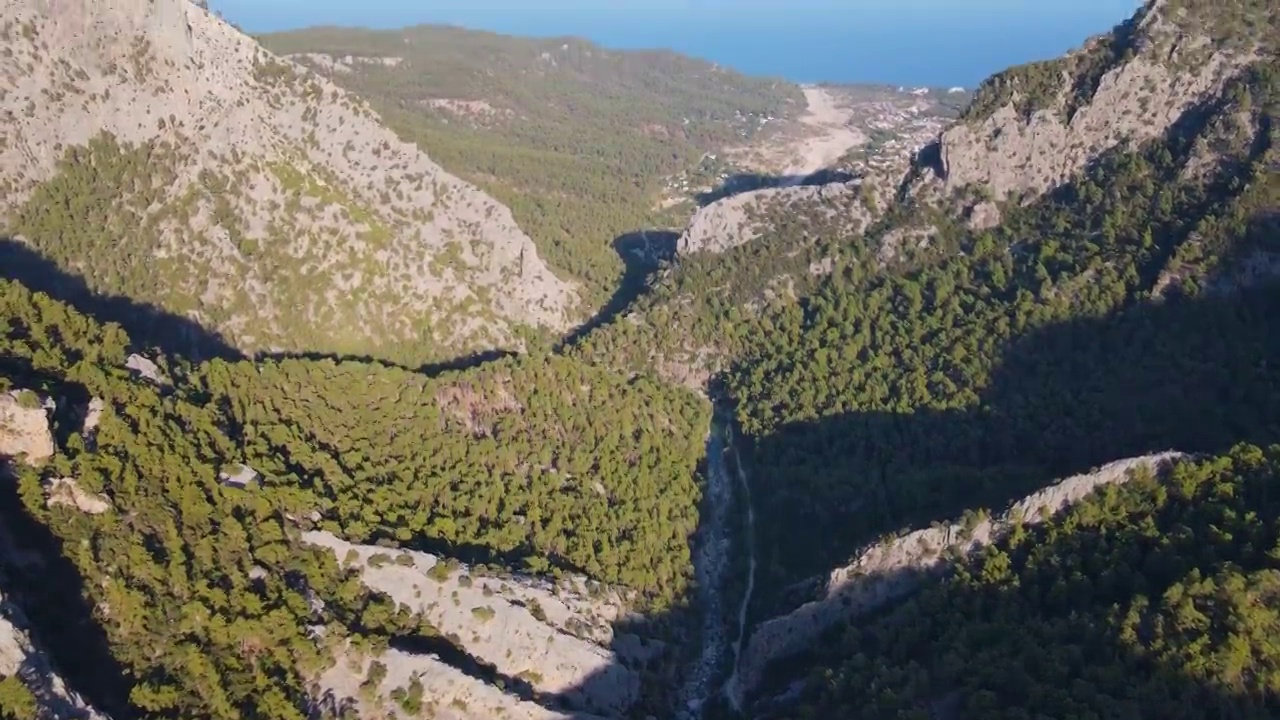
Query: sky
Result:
<box><xmin>210</xmin><ymin>0</ymin><xmax>1144</xmax><ymax>87</ymax></box>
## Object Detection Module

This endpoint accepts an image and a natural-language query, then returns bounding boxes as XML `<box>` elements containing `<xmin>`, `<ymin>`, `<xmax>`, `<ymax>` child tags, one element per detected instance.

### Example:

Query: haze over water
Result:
<box><xmin>212</xmin><ymin>0</ymin><xmax>1140</xmax><ymax>88</ymax></box>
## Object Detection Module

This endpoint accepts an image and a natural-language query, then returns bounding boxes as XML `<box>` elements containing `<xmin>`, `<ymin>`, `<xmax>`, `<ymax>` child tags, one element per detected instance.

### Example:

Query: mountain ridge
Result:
<box><xmin>1</xmin><ymin>0</ymin><xmax>577</xmax><ymax>366</ymax></box>
<box><xmin>0</xmin><ymin>0</ymin><xmax>1279</xmax><ymax>718</ymax></box>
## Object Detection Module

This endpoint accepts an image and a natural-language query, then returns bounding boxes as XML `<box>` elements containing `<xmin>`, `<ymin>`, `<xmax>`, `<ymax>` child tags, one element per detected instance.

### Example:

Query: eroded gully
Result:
<box><xmin>676</xmin><ymin>416</ymin><xmax>758</xmax><ymax>718</ymax></box>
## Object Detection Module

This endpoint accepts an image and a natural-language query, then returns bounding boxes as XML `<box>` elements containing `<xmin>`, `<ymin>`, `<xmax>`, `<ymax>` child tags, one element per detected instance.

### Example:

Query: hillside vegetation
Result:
<box><xmin>0</xmin><ymin>276</ymin><xmax>707</xmax><ymax>719</ymax></box>
<box><xmin>0</xmin><ymin>0</ymin><xmax>576</xmax><ymax>367</ymax></box>
<box><xmin>563</xmin><ymin>14</ymin><xmax>1280</xmax><ymax>712</ymax></box>
<box><xmin>780</xmin><ymin>445</ymin><xmax>1280</xmax><ymax>719</ymax></box>
<box><xmin>727</xmin><ymin>58</ymin><xmax>1280</xmax><ymax>599</ymax></box>
<box><xmin>261</xmin><ymin>25</ymin><xmax>803</xmax><ymax>303</ymax></box>
<box><xmin>3</xmin><ymin>0</ymin><xmax>1280</xmax><ymax>718</ymax></box>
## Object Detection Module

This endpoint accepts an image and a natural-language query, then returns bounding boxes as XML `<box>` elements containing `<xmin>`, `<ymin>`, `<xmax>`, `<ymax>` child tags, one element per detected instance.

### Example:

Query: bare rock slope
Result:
<box><xmin>677</xmin><ymin>181</ymin><xmax>869</xmax><ymax>256</ymax></box>
<box><xmin>0</xmin><ymin>390</ymin><xmax>54</xmax><ymax>464</ymax></box>
<box><xmin>919</xmin><ymin>0</ymin><xmax>1267</xmax><ymax>204</ymax></box>
<box><xmin>0</xmin><ymin>0</ymin><xmax>577</xmax><ymax>364</ymax></box>
<box><xmin>732</xmin><ymin>452</ymin><xmax>1185</xmax><ymax>702</ymax></box>
<box><xmin>316</xmin><ymin>641</ymin><xmax>605</xmax><ymax>720</ymax></box>
<box><xmin>679</xmin><ymin>0</ymin><xmax>1273</xmax><ymax>259</ymax></box>
<box><xmin>305</xmin><ymin>532</ymin><xmax>653</xmax><ymax>718</ymax></box>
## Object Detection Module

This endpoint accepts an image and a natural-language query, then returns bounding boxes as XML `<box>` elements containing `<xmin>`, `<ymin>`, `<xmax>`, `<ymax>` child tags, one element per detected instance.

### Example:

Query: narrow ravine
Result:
<box><xmin>676</xmin><ymin>420</ymin><xmax>733</xmax><ymax>719</ymax></box>
<box><xmin>676</xmin><ymin>416</ymin><xmax>759</xmax><ymax>719</ymax></box>
<box><xmin>723</xmin><ymin>426</ymin><xmax>757</xmax><ymax>713</ymax></box>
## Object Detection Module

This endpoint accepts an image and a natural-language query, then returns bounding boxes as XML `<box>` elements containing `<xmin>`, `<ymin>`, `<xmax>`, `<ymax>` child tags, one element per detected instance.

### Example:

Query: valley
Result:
<box><xmin>1</xmin><ymin>0</ymin><xmax>1280</xmax><ymax>719</ymax></box>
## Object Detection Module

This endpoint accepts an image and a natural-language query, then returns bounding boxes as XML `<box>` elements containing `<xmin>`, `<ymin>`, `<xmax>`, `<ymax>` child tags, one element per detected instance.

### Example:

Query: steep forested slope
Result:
<box><xmin>576</xmin><ymin>0</ymin><xmax>1280</xmax><ymax>592</ymax></box>
<box><xmin>775</xmin><ymin>445</ymin><xmax>1280</xmax><ymax>720</ymax></box>
<box><xmin>579</xmin><ymin>0</ymin><xmax>1280</xmax><ymax>389</ymax></box>
<box><xmin>0</xmin><ymin>277</ymin><xmax>708</xmax><ymax>719</ymax></box>
<box><xmin>729</xmin><ymin>59</ymin><xmax>1280</xmax><ymax>599</ymax></box>
<box><xmin>552</xmin><ymin>1</ymin><xmax>1280</xmax><ymax>712</ymax></box>
<box><xmin>261</xmin><ymin>25</ymin><xmax>803</xmax><ymax>304</ymax></box>
<box><xmin>195</xmin><ymin>353</ymin><xmax>708</xmax><ymax>599</ymax></box>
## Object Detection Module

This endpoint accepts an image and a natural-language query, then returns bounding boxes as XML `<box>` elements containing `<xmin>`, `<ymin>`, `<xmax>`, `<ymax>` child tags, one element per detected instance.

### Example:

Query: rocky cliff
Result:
<box><xmin>0</xmin><ymin>389</ymin><xmax>109</xmax><ymax>719</ymax></box>
<box><xmin>676</xmin><ymin>181</ymin><xmax>872</xmax><ymax>256</ymax></box>
<box><xmin>915</xmin><ymin>0</ymin><xmax>1274</xmax><ymax>211</ymax></box>
<box><xmin>0</xmin><ymin>0</ymin><xmax>577</xmax><ymax>364</ymax></box>
<box><xmin>0</xmin><ymin>586</ymin><xmax>110</xmax><ymax>720</ymax></box>
<box><xmin>732</xmin><ymin>452</ymin><xmax>1185</xmax><ymax>703</ymax></box>
<box><xmin>0</xmin><ymin>390</ymin><xmax>54</xmax><ymax>464</ymax></box>
<box><xmin>306</xmin><ymin>532</ymin><xmax>656</xmax><ymax>718</ymax></box>
<box><xmin>315</xmin><ymin>641</ymin><xmax>606</xmax><ymax>720</ymax></box>
<box><xmin>679</xmin><ymin>0</ymin><xmax>1276</xmax><ymax>260</ymax></box>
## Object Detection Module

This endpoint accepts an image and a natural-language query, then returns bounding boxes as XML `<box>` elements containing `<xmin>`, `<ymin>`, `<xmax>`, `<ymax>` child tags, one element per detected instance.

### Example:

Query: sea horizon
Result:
<box><xmin>213</xmin><ymin>0</ymin><xmax>1141</xmax><ymax>88</ymax></box>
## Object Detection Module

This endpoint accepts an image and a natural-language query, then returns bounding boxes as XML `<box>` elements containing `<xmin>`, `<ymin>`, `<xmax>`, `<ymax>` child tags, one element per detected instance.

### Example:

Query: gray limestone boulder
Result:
<box><xmin>0</xmin><ymin>390</ymin><xmax>55</xmax><ymax>465</ymax></box>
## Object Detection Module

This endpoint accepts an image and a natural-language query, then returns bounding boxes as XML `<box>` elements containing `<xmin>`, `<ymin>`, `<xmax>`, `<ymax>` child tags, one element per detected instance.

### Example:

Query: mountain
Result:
<box><xmin>571</xmin><ymin>0</ymin><xmax>1280</xmax><ymax>712</ymax></box>
<box><xmin>2</xmin><ymin>0</ymin><xmax>1280</xmax><ymax>718</ymax></box>
<box><xmin>0</xmin><ymin>274</ymin><xmax>708</xmax><ymax>719</ymax></box>
<box><xmin>913</xmin><ymin>0</ymin><xmax>1277</xmax><ymax>219</ymax></box>
<box><xmin>258</xmin><ymin>28</ymin><xmax>962</xmax><ymax>309</ymax></box>
<box><xmin>577</xmin><ymin>0</ymin><xmax>1280</xmax><ymax>384</ymax></box>
<box><xmin>0</xmin><ymin>0</ymin><xmax>577</xmax><ymax>366</ymax></box>
<box><xmin>259</xmin><ymin>24</ymin><xmax>804</xmax><ymax>305</ymax></box>
<box><xmin>757</xmin><ymin>445</ymin><xmax>1280</xmax><ymax>719</ymax></box>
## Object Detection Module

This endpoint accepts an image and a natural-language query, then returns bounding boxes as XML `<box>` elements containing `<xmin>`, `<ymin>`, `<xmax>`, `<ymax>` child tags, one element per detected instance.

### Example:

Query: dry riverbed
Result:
<box><xmin>729</xmin><ymin>85</ymin><xmax>868</xmax><ymax>179</ymax></box>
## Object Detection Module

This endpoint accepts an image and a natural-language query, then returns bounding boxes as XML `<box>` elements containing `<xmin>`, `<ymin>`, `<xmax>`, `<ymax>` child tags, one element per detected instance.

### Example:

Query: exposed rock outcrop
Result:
<box><xmin>80</xmin><ymin>398</ymin><xmax>105</xmax><ymax>447</ymax></box>
<box><xmin>965</xmin><ymin>200</ymin><xmax>1002</xmax><ymax>230</ymax></box>
<box><xmin>45</xmin><ymin>478</ymin><xmax>112</xmax><ymax>515</ymax></box>
<box><xmin>217</xmin><ymin>463</ymin><xmax>259</xmax><ymax>488</ymax></box>
<box><xmin>921</xmin><ymin>1</ymin><xmax>1260</xmax><ymax>205</ymax></box>
<box><xmin>733</xmin><ymin>452</ymin><xmax>1185</xmax><ymax>701</ymax></box>
<box><xmin>304</xmin><ymin>532</ymin><xmax>649</xmax><ymax>716</ymax></box>
<box><xmin>676</xmin><ymin>181</ymin><xmax>868</xmax><ymax>256</ymax></box>
<box><xmin>0</xmin><ymin>0</ymin><xmax>577</xmax><ymax>361</ymax></box>
<box><xmin>0</xmin><ymin>390</ymin><xmax>54</xmax><ymax>465</ymax></box>
<box><xmin>125</xmin><ymin>355</ymin><xmax>167</xmax><ymax>386</ymax></box>
<box><xmin>876</xmin><ymin>224</ymin><xmax>937</xmax><ymax>267</ymax></box>
<box><xmin>315</xmin><ymin>642</ymin><xmax>606</xmax><ymax>720</ymax></box>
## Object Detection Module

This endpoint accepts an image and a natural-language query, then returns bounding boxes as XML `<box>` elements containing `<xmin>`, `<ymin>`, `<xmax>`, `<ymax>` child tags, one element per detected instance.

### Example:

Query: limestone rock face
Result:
<box><xmin>316</xmin><ymin>642</ymin><xmax>607</xmax><ymax>720</ymax></box>
<box><xmin>46</xmin><ymin>478</ymin><xmax>112</xmax><ymax>515</ymax></box>
<box><xmin>125</xmin><ymin>355</ymin><xmax>167</xmax><ymax>386</ymax></box>
<box><xmin>676</xmin><ymin>181</ymin><xmax>868</xmax><ymax>256</ymax></box>
<box><xmin>0</xmin><ymin>0</ymin><xmax>577</xmax><ymax>361</ymax></box>
<box><xmin>81</xmin><ymin>398</ymin><xmax>105</xmax><ymax>445</ymax></box>
<box><xmin>0</xmin><ymin>390</ymin><xmax>54</xmax><ymax>465</ymax></box>
<box><xmin>732</xmin><ymin>452</ymin><xmax>1185</xmax><ymax>701</ymax></box>
<box><xmin>926</xmin><ymin>3</ymin><xmax>1257</xmax><ymax>203</ymax></box>
<box><xmin>305</xmin><ymin>532</ymin><xmax>649</xmax><ymax>717</ymax></box>
<box><xmin>965</xmin><ymin>200</ymin><xmax>1002</xmax><ymax>230</ymax></box>
<box><xmin>217</xmin><ymin>463</ymin><xmax>259</xmax><ymax>488</ymax></box>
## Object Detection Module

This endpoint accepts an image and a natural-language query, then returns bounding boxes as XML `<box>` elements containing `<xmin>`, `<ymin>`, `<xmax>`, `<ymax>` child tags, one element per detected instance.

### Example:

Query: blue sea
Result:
<box><xmin>213</xmin><ymin>0</ymin><xmax>1142</xmax><ymax>88</ymax></box>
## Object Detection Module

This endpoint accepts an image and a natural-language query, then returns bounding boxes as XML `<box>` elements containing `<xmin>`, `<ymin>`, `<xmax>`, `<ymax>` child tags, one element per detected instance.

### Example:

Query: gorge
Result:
<box><xmin>2</xmin><ymin>0</ymin><xmax>1280</xmax><ymax>719</ymax></box>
